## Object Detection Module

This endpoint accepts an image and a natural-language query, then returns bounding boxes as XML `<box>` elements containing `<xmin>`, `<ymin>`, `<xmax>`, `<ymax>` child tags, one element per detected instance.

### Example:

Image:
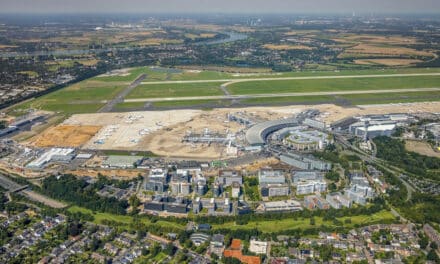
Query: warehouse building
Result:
<box><xmin>27</xmin><ymin>148</ymin><xmax>75</xmax><ymax>169</ymax></box>
<box><xmin>102</xmin><ymin>155</ymin><xmax>143</xmax><ymax>169</ymax></box>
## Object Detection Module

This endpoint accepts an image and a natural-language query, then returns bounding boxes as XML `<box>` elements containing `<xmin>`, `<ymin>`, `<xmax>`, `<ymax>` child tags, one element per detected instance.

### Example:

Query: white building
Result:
<box><xmin>249</xmin><ymin>239</ymin><xmax>268</xmax><ymax>255</ymax></box>
<box><xmin>296</xmin><ymin>181</ymin><xmax>327</xmax><ymax>195</ymax></box>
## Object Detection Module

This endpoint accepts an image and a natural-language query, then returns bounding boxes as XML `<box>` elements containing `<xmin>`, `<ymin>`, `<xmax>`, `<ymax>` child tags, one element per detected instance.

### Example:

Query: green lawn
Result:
<box><xmin>341</xmin><ymin>91</ymin><xmax>440</xmax><ymax>105</ymax></box>
<box><xmin>242</xmin><ymin>91</ymin><xmax>440</xmax><ymax>106</ymax></box>
<box><xmin>127</xmin><ymin>82</ymin><xmax>225</xmax><ymax>99</ymax></box>
<box><xmin>212</xmin><ymin>210</ymin><xmax>395</xmax><ymax>233</ymax></box>
<box><xmin>93</xmin><ymin>66</ymin><xmax>169</xmax><ymax>82</ymax></box>
<box><xmin>227</xmin><ymin>75</ymin><xmax>440</xmax><ymax>95</ymax></box>
<box><xmin>68</xmin><ymin>206</ymin><xmax>185</xmax><ymax>231</ymax></box>
<box><xmin>8</xmin><ymin>79</ymin><xmax>125</xmax><ymax>115</ymax></box>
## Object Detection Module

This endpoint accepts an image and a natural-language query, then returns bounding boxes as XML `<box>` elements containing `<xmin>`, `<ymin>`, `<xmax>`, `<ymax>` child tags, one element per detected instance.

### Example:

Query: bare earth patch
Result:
<box><xmin>354</xmin><ymin>59</ymin><xmax>422</xmax><ymax>66</ymax></box>
<box><xmin>29</xmin><ymin>125</ymin><xmax>101</xmax><ymax>148</ymax></box>
<box><xmin>405</xmin><ymin>140</ymin><xmax>440</xmax><ymax>158</ymax></box>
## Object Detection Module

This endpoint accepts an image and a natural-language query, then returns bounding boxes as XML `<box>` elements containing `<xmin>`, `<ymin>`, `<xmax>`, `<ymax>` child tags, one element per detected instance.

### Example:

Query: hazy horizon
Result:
<box><xmin>1</xmin><ymin>0</ymin><xmax>439</xmax><ymax>15</ymax></box>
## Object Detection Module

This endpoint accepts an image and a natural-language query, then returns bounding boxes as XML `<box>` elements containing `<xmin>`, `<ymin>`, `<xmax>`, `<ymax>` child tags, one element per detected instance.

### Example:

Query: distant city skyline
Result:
<box><xmin>0</xmin><ymin>0</ymin><xmax>439</xmax><ymax>14</ymax></box>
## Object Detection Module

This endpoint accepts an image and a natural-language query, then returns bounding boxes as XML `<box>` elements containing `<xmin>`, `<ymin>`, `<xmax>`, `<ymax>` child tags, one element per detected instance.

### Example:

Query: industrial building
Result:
<box><xmin>101</xmin><ymin>155</ymin><xmax>143</xmax><ymax>169</ymax></box>
<box><xmin>296</xmin><ymin>181</ymin><xmax>327</xmax><ymax>195</ymax></box>
<box><xmin>349</xmin><ymin>114</ymin><xmax>414</xmax><ymax>139</ymax></box>
<box><xmin>280</xmin><ymin>152</ymin><xmax>331</xmax><ymax>171</ymax></box>
<box><xmin>258</xmin><ymin>169</ymin><xmax>286</xmax><ymax>184</ymax></box>
<box><xmin>27</xmin><ymin>148</ymin><xmax>75</xmax><ymax>169</ymax></box>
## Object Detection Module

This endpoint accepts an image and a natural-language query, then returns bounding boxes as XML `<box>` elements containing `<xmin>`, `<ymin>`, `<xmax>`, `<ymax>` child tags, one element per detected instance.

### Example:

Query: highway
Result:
<box><xmin>0</xmin><ymin>173</ymin><xmax>66</xmax><ymax>208</ymax></box>
<box><xmin>123</xmin><ymin>87</ymin><xmax>440</xmax><ymax>103</ymax></box>
<box><xmin>139</xmin><ymin>72</ymin><xmax>440</xmax><ymax>85</ymax></box>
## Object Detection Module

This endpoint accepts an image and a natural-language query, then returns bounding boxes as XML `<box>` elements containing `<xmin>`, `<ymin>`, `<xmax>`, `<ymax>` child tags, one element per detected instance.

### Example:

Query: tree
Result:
<box><xmin>0</xmin><ymin>121</ymin><xmax>7</xmax><ymax>129</ymax></box>
<box><xmin>129</xmin><ymin>195</ymin><xmax>141</xmax><ymax>209</ymax></box>
<box><xmin>427</xmin><ymin>249</ymin><xmax>440</xmax><ymax>263</ymax></box>
<box><xmin>310</xmin><ymin>217</ymin><xmax>315</xmax><ymax>226</ymax></box>
<box><xmin>137</xmin><ymin>230</ymin><xmax>146</xmax><ymax>240</ymax></box>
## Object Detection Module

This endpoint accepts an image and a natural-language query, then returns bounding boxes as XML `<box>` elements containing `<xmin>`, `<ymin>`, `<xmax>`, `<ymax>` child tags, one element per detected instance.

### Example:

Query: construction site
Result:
<box><xmin>12</xmin><ymin>101</ymin><xmax>440</xmax><ymax>160</ymax></box>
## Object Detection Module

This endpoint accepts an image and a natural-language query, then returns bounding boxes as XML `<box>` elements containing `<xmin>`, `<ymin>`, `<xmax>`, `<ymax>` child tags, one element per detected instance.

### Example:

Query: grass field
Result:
<box><xmin>126</xmin><ymin>82</ymin><xmax>225</xmax><ymax>99</ymax></box>
<box><xmin>68</xmin><ymin>205</ymin><xmax>395</xmax><ymax>235</ymax></box>
<box><xmin>212</xmin><ymin>210</ymin><xmax>395</xmax><ymax>233</ymax></box>
<box><xmin>93</xmin><ymin>66</ymin><xmax>169</xmax><ymax>82</ymax></box>
<box><xmin>241</xmin><ymin>91</ymin><xmax>440</xmax><ymax>107</ymax></box>
<box><xmin>227</xmin><ymin>75</ymin><xmax>440</xmax><ymax>95</ymax></box>
<box><xmin>7</xmin><ymin>66</ymin><xmax>440</xmax><ymax>115</ymax></box>
<box><xmin>8</xmin><ymin>79</ymin><xmax>125</xmax><ymax>115</ymax></box>
<box><xmin>68</xmin><ymin>206</ymin><xmax>185</xmax><ymax>231</ymax></box>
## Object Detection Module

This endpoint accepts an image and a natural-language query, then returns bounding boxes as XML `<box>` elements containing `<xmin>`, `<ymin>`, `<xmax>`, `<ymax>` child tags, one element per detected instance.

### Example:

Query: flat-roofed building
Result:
<box><xmin>218</xmin><ymin>170</ymin><xmax>242</xmax><ymax>186</ymax></box>
<box><xmin>258</xmin><ymin>169</ymin><xmax>286</xmax><ymax>184</ymax></box>
<box><xmin>292</xmin><ymin>171</ymin><xmax>323</xmax><ymax>184</ymax></box>
<box><xmin>256</xmin><ymin>199</ymin><xmax>303</xmax><ymax>213</ymax></box>
<box><xmin>249</xmin><ymin>239</ymin><xmax>268</xmax><ymax>255</ymax></box>
<box><xmin>101</xmin><ymin>155</ymin><xmax>143</xmax><ymax>169</ymax></box>
<box><xmin>296</xmin><ymin>181</ymin><xmax>327</xmax><ymax>195</ymax></box>
<box><xmin>260</xmin><ymin>184</ymin><xmax>290</xmax><ymax>197</ymax></box>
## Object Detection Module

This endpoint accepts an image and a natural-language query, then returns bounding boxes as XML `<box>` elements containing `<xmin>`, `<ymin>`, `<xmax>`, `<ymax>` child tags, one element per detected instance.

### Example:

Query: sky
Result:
<box><xmin>0</xmin><ymin>0</ymin><xmax>439</xmax><ymax>14</ymax></box>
